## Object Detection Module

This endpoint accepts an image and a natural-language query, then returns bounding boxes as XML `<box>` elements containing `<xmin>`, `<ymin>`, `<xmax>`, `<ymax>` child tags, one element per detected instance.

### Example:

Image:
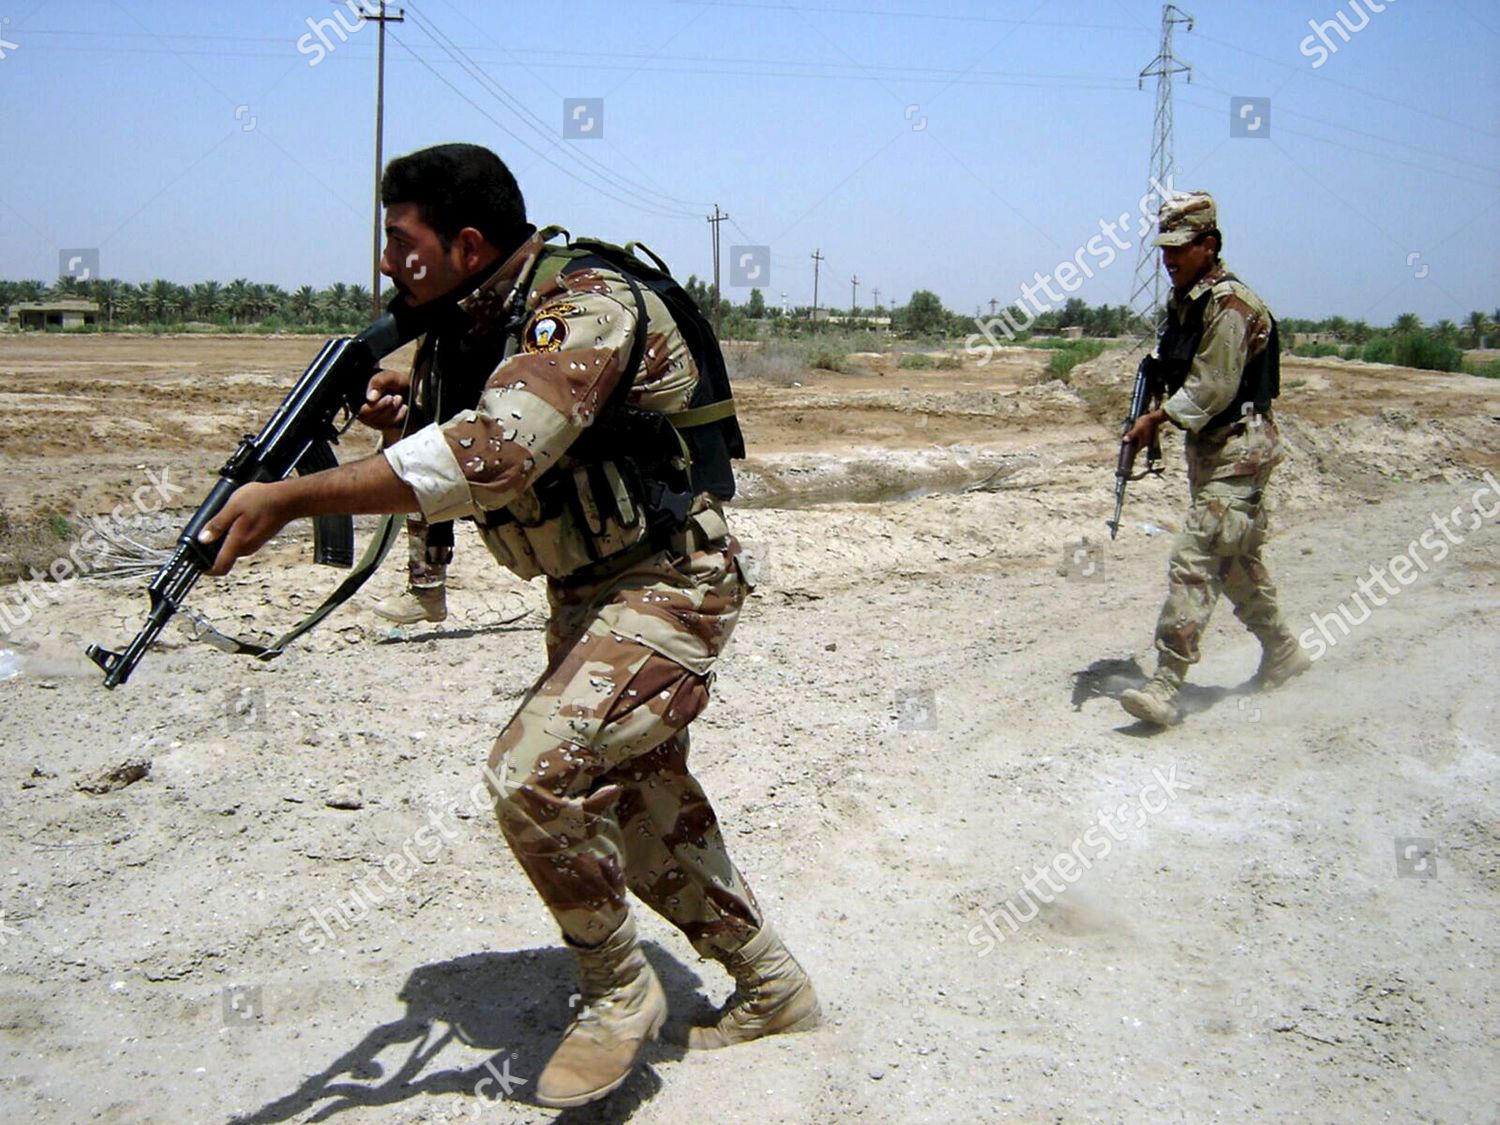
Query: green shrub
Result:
<box><xmin>807</xmin><ymin>344</ymin><xmax>847</xmax><ymax>373</ymax></box>
<box><xmin>1361</xmin><ymin>331</ymin><xmax>1462</xmax><ymax>372</ymax></box>
<box><xmin>935</xmin><ymin>353</ymin><xmax>963</xmax><ymax>370</ymax></box>
<box><xmin>1044</xmin><ymin>339</ymin><xmax>1106</xmax><ymax>382</ymax></box>
<box><xmin>897</xmin><ymin>352</ymin><xmax>935</xmax><ymax>370</ymax></box>
<box><xmin>1291</xmin><ymin>341</ymin><xmax>1341</xmax><ymax>358</ymax></box>
<box><xmin>1462</xmin><ymin>356</ymin><xmax>1500</xmax><ymax>379</ymax></box>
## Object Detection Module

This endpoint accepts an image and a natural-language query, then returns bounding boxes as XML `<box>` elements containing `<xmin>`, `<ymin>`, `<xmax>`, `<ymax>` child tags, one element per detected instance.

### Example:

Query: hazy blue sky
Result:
<box><xmin>1</xmin><ymin>0</ymin><xmax>1495</xmax><ymax>325</ymax></box>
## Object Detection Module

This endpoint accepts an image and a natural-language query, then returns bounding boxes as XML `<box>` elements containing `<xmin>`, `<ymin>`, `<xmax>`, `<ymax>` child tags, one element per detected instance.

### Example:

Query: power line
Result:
<box><xmin>386</xmin><ymin>30</ymin><xmax>700</xmax><ymax>222</ymax></box>
<box><xmin>1186</xmin><ymin>77</ymin><xmax>1500</xmax><ymax>178</ymax></box>
<box><xmin>402</xmin><ymin>4</ymin><xmax>710</xmax><ymax>215</ymax></box>
<box><xmin>1190</xmin><ymin>29</ymin><xmax>1500</xmax><ymax>142</ymax></box>
<box><xmin>660</xmin><ymin>1</ymin><xmax>1154</xmax><ymax>33</ymax></box>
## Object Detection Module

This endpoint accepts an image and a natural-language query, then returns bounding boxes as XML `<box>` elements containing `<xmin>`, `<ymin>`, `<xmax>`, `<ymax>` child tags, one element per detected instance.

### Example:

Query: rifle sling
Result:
<box><xmin>186</xmin><ymin>511</ymin><xmax>403</xmax><ymax>661</ymax></box>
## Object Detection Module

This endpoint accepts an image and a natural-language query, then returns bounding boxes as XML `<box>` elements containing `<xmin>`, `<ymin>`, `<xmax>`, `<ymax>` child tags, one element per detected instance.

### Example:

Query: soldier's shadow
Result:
<box><xmin>227</xmin><ymin>943</ymin><xmax>705</xmax><ymax>1125</ymax></box>
<box><xmin>1073</xmin><ymin>656</ymin><xmax>1253</xmax><ymax>734</ymax></box>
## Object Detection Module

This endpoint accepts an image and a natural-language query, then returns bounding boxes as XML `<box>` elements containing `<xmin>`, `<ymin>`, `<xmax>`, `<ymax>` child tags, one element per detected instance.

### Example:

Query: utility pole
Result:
<box><xmin>988</xmin><ymin>297</ymin><xmax>999</xmax><ymax>316</ymax></box>
<box><xmin>850</xmin><ymin>275</ymin><xmax>860</xmax><ymax>316</ymax></box>
<box><xmin>810</xmin><ymin>248</ymin><xmax>824</xmax><ymax>325</ymax></box>
<box><xmin>1128</xmin><ymin>3</ymin><xmax>1192</xmax><ymax>335</ymax></box>
<box><xmin>872</xmin><ymin>286</ymin><xmax>881</xmax><ymax>311</ymax></box>
<box><xmin>368</xmin><ymin>1</ymin><xmax>404</xmax><ymax>318</ymax></box>
<box><xmin>707</xmin><ymin>204</ymin><xmax>728</xmax><ymax>337</ymax></box>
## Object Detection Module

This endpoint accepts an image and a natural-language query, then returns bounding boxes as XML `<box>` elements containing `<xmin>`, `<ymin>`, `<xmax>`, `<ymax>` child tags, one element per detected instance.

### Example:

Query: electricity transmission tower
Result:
<box><xmin>1128</xmin><ymin>3</ymin><xmax>1193</xmax><ymax>334</ymax></box>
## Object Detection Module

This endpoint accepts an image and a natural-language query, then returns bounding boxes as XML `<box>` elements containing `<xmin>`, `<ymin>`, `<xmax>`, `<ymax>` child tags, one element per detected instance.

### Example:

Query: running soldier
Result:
<box><xmin>201</xmin><ymin>144</ymin><xmax>819</xmax><ymax>1108</ymax></box>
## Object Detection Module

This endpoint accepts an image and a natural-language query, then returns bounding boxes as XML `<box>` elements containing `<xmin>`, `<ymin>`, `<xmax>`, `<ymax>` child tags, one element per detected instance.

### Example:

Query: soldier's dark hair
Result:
<box><xmin>382</xmin><ymin>144</ymin><xmax>528</xmax><ymax>251</ymax></box>
<box><xmin>1198</xmin><ymin>228</ymin><xmax>1223</xmax><ymax>259</ymax></box>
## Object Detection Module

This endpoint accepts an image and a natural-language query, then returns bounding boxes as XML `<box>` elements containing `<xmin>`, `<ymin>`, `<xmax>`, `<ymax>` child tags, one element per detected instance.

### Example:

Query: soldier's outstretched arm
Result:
<box><xmin>199</xmin><ymin>455</ymin><xmax>420</xmax><ymax>576</ymax></box>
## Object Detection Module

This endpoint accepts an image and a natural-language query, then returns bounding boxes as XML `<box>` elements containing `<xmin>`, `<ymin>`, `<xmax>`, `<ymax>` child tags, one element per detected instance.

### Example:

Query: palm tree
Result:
<box><xmin>262</xmin><ymin>284</ymin><xmax>289</xmax><ymax>323</ymax></box>
<box><xmin>1349</xmin><ymin>320</ymin><xmax>1373</xmax><ymax>345</ymax></box>
<box><xmin>190</xmin><ymin>280</ymin><xmax>223</xmax><ymax>322</ymax></box>
<box><xmin>1433</xmin><ymin>319</ymin><xmax>1459</xmax><ymax>345</ymax></box>
<box><xmin>1464</xmin><ymin>310</ymin><xmax>1491</xmax><ymax>349</ymax></box>
<box><xmin>147</xmin><ymin>279</ymin><xmax>182</xmax><ymax>323</ymax></box>
<box><xmin>224</xmin><ymin>278</ymin><xmax>252</xmax><ymax>325</ymax></box>
<box><xmin>347</xmin><ymin>284</ymin><xmax>371</xmax><ymax>323</ymax></box>
<box><xmin>127</xmin><ymin>283</ymin><xmax>153</xmax><ymax>324</ymax></box>
<box><xmin>1393</xmin><ymin>312</ymin><xmax>1422</xmax><ymax>334</ymax></box>
<box><xmin>321</xmin><ymin>282</ymin><xmax>350</xmax><ymax>324</ymax></box>
<box><xmin>290</xmin><ymin>285</ymin><xmax>318</xmax><ymax>325</ymax></box>
<box><xmin>93</xmin><ymin>278</ymin><xmax>124</xmax><ymax>326</ymax></box>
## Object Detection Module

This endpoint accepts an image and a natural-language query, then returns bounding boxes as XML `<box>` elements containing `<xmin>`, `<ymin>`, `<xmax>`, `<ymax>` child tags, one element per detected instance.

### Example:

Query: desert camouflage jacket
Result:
<box><xmin>383</xmin><ymin>230</ymin><xmax>705</xmax><ymax>578</ymax></box>
<box><xmin>1161</xmin><ymin>261</ymin><xmax>1284</xmax><ymax>485</ymax></box>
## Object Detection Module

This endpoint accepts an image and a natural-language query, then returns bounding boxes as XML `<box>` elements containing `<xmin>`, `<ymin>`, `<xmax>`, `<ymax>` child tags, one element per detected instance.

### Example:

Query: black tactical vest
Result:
<box><xmin>1158</xmin><ymin>273</ymin><xmax>1281</xmax><ymax>431</ymax></box>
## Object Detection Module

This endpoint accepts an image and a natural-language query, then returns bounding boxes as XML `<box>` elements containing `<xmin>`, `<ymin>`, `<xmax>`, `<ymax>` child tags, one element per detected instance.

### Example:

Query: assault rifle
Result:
<box><xmin>87</xmin><ymin>301</ymin><xmax>424</xmax><ymax>688</ymax></box>
<box><xmin>1106</xmin><ymin>355</ymin><xmax>1166</xmax><ymax>540</ymax></box>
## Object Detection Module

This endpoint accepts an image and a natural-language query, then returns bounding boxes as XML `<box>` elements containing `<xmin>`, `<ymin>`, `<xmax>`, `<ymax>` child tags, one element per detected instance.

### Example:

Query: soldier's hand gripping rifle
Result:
<box><xmin>1106</xmin><ymin>355</ymin><xmax>1166</xmax><ymax>540</ymax></box>
<box><xmin>86</xmin><ymin>302</ymin><xmax>424</xmax><ymax>688</ymax></box>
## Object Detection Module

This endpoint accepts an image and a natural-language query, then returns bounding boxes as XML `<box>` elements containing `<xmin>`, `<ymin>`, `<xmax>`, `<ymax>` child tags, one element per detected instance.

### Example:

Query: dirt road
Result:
<box><xmin>0</xmin><ymin>335</ymin><xmax>1496</xmax><ymax>1123</ymax></box>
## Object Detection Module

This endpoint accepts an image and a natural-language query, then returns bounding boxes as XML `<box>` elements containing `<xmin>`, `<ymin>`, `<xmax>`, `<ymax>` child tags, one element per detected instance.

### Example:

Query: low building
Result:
<box><xmin>5</xmin><ymin>299</ymin><xmax>101</xmax><ymax>329</ymax></box>
<box><xmin>809</xmin><ymin>310</ymin><xmax>893</xmax><ymax>333</ymax></box>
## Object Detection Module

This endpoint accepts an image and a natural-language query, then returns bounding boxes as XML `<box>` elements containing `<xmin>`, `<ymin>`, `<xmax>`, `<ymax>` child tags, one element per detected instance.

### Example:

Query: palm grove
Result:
<box><xmin>2</xmin><ymin>274</ymin><xmax>1494</xmax><ymax>373</ymax></box>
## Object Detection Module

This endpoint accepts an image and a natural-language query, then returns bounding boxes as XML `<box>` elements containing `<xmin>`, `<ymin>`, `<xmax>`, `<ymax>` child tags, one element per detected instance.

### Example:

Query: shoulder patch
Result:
<box><xmin>523</xmin><ymin>302</ymin><xmax>582</xmax><ymax>353</ymax></box>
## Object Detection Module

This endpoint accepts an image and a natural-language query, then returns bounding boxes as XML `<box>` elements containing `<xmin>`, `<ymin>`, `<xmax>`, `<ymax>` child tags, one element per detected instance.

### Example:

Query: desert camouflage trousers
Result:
<box><xmin>485</xmin><ymin>532</ymin><xmax>762</xmax><ymax>956</ymax></box>
<box><xmin>404</xmin><ymin>514</ymin><xmax>453</xmax><ymax>589</ymax></box>
<box><xmin>1152</xmin><ymin>464</ymin><xmax>1294</xmax><ymax>664</ymax></box>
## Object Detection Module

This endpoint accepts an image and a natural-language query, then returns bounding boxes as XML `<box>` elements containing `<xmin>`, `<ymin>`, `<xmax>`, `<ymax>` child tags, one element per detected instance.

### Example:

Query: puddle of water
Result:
<box><xmin>0</xmin><ymin>649</ymin><xmax>23</xmax><ymax>682</ymax></box>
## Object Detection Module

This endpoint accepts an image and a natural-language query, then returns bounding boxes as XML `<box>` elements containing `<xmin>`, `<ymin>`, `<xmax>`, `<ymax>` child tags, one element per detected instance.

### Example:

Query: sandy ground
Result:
<box><xmin>0</xmin><ymin>334</ymin><xmax>1497</xmax><ymax>1124</ymax></box>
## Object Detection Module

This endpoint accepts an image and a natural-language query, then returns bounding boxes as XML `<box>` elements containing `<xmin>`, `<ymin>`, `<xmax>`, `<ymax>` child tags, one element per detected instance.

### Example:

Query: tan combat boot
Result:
<box><xmin>1254</xmin><ymin>634</ymin><xmax>1312</xmax><ymax>689</ymax></box>
<box><xmin>1120</xmin><ymin>658</ymin><xmax>1187</xmax><ymax>727</ymax></box>
<box><xmin>371</xmin><ymin>585</ymin><xmax>447</xmax><ymax>624</ymax></box>
<box><xmin>536</xmin><ymin>915</ymin><xmax>668</xmax><ymax>1109</ymax></box>
<box><xmin>684</xmin><ymin>925</ymin><xmax>822</xmax><ymax>1050</ymax></box>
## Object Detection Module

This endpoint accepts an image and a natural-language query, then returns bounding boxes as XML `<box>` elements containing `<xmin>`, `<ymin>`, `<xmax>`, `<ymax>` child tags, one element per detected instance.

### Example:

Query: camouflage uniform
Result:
<box><xmin>402</xmin><ymin>514</ymin><xmax>451</xmax><ymax>591</ymax></box>
<box><xmin>1148</xmin><ymin>197</ymin><xmax>1294</xmax><ymax>669</ymax></box>
<box><xmin>383</xmin><ymin>230</ymin><xmax>762</xmax><ymax>957</ymax></box>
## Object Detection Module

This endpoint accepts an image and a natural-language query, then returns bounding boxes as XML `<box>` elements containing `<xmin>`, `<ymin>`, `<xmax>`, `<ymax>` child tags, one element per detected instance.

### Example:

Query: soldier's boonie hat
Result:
<box><xmin>1153</xmin><ymin>191</ymin><xmax>1218</xmax><ymax>247</ymax></box>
